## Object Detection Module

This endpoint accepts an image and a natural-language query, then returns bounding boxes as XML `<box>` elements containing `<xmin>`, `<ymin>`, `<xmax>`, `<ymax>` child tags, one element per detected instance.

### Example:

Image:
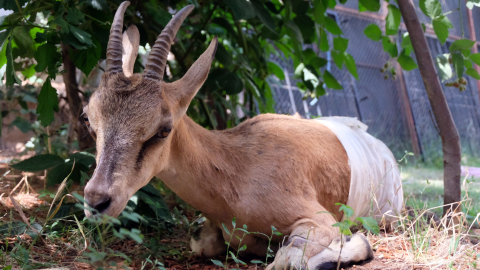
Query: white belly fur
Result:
<box><xmin>315</xmin><ymin>117</ymin><xmax>403</xmax><ymax>222</ymax></box>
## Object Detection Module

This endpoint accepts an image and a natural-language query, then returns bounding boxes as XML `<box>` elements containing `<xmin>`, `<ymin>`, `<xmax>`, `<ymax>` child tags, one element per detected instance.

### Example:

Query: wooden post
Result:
<box><xmin>396</xmin><ymin>63</ymin><xmax>422</xmax><ymax>157</ymax></box>
<box><xmin>284</xmin><ymin>69</ymin><xmax>298</xmax><ymax>114</ymax></box>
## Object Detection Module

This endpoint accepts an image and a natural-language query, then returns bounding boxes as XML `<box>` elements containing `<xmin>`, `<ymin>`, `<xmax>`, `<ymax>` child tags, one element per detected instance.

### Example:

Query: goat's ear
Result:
<box><xmin>164</xmin><ymin>37</ymin><xmax>218</xmax><ymax>117</ymax></box>
<box><xmin>122</xmin><ymin>25</ymin><xmax>140</xmax><ymax>77</ymax></box>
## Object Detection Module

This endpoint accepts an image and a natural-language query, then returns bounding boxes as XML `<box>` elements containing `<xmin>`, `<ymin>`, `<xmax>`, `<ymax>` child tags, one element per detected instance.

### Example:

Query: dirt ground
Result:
<box><xmin>1</xmin><ymin>163</ymin><xmax>479</xmax><ymax>270</ymax></box>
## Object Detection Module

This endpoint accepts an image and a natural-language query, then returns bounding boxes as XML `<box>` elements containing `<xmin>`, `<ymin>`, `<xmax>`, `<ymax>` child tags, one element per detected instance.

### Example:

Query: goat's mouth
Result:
<box><xmin>84</xmin><ymin>196</ymin><xmax>128</xmax><ymax>219</ymax></box>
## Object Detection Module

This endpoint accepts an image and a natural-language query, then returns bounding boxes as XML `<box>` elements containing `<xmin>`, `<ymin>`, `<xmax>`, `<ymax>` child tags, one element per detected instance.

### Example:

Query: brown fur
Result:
<box><xmin>84</xmin><ymin>7</ymin><xmax>356</xmax><ymax>266</ymax></box>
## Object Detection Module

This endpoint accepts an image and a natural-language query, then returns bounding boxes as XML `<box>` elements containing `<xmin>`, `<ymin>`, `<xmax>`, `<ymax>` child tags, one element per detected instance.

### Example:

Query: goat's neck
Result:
<box><xmin>156</xmin><ymin>116</ymin><xmax>239</xmax><ymax>217</ymax></box>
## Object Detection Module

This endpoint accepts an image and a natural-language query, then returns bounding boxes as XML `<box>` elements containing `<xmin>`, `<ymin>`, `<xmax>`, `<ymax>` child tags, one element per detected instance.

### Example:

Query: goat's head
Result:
<box><xmin>83</xmin><ymin>1</ymin><xmax>217</xmax><ymax>217</ymax></box>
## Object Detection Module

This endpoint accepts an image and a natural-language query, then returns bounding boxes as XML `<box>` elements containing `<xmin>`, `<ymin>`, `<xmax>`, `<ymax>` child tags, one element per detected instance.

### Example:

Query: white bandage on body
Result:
<box><xmin>315</xmin><ymin>117</ymin><xmax>403</xmax><ymax>222</ymax></box>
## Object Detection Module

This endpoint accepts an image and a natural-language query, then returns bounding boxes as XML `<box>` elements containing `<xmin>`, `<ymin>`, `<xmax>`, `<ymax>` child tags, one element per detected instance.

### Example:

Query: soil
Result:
<box><xmin>1</xmin><ymin>163</ymin><xmax>479</xmax><ymax>270</ymax></box>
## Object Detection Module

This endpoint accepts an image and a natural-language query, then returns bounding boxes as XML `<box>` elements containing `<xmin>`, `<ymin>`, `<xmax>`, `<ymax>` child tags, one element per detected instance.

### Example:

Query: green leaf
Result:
<box><xmin>0</xmin><ymin>221</ymin><xmax>26</xmax><ymax>237</ymax></box>
<box><xmin>451</xmin><ymin>52</ymin><xmax>464</xmax><ymax>79</ymax></box>
<box><xmin>10</xmin><ymin>154</ymin><xmax>65</xmax><ymax>172</ymax></box>
<box><xmin>320</xmin><ymin>28</ymin><xmax>329</xmax><ymax>51</ymax></box>
<box><xmin>251</xmin><ymin>260</ymin><xmax>263</xmax><ymax>264</ymax></box>
<box><xmin>211</xmin><ymin>260</ymin><xmax>224</xmax><ymax>268</ymax></box>
<box><xmin>66</xmin><ymin>7</ymin><xmax>85</xmax><ymax>25</ymax></box>
<box><xmin>46</xmin><ymin>162</ymin><xmax>88</xmax><ymax>187</ymax></box>
<box><xmin>70</xmin><ymin>38</ymin><xmax>101</xmax><ymax>76</ymax></box>
<box><xmin>436</xmin><ymin>53</ymin><xmax>453</xmax><ymax>82</ymax></box>
<box><xmin>462</xmin><ymin>49</ymin><xmax>472</xmax><ymax>58</ymax></box>
<box><xmin>85</xmin><ymin>0</ymin><xmax>109</xmax><ymax>10</ymax></box>
<box><xmin>61</xmin><ymin>33</ymin><xmax>88</xmax><ymax>50</ymax></box>
<box><xmin>382</xmin><ymin>36</ymin><xmax>398</xmax><ymax>58</ymax></box>
<box><xmin>358</xmin><ymin>1</ymin><xmax>367</xmax><ymax>12</ymax></box>
<box><xmin>316</xmin><ymin>84</ymin><xmax>326</xmax><ymax>96</ymax></box>
<box><xmin>49</xmin><ymin>17</ymin><xmax>70</xmax><ymax>34</ymax></box>
<box><xmin>34</xmin><ymin>43</ymin><xmax>61</xmax><ymax>77</ymax></box>
<box><xmin>469</xmin><ymin>53</ymin><xmax>480</xmax><ymax>66</ymax></box>
<box><xmin>466</xmin><ymin>68</ymin><xmax>480</xmax><ymax>79</ymax></box>
<box><xmin>136</xmin><ymin>188</ymin><xmax>171</xmax><ymax>222</ymax></box>
<box><xmin>69</xmin><ymin>25</ymin><xmax>93</xmax><ymax>45</ymax></box>
<box><xmin>363</xmin><ymin>24</ymin><xmax>382</xmax><ymax>41</ymax></box>
<box><xmin>331</xmin><ymin>50</ymin><xmax>344</xmax><ymax>69</ymax></box>
<box><xmin>385</xmin><ymin>5</ymin><xmax>401</xmax><ymax>35</ymax></box>
<box><xmin>323</xmin><ymin>70</ymin><xmax>342</xmax><ymax>89</ymax></box>
<box><xmin>219</xmin><ymin>71</ymin><xmax>244</xmax><ymax>95</ymax></box>
<box><xmin>358</xmin><ymin>0</ymin><xmax>380</xmax><ymax>12</ymax></box>
<box><xmin>398</xmin><ymin>54</ymin><xmax>418</xmax><ymax>71</ymax></box>
<box><xmin>313</xmin><ymin>0</ymin><xmax>327</xmax><ymax>24</ymax></box>
<box><xmin>12</xmin><ymin>26</ymin><xmax>34</xmax><ymax>56</ymax></box>
<box><xmin>465</xmin><ymin>59</ymin><xmax>473</xmax><ymax>69</ymax></box>
<box><xmin>356</xmin><ymin>217</ymin><xmax>380</xmax><ymax>235</ymax></box>
<box><xmin>401</xmin><ymin>32</ymin><xmax>413</xmax><ymax>55</ymax></box>
<box><xmin>268</xmin><ymin>62</ymin><xmax>285</xmax><ymax>80</ymax></box>
<box><xmin>333</xmin><ymin>37</ymin><xmax>348</xmax><ymax>52</ymax></box>
<box><xmin>432</xmin><ymin>15</ymin><xmax>453</xmax><ymax>44</ymax></box>
<box><xmin>336</xmin><ymin>203</ymin><xmax>354</xmax><ymax>218</ymax></box>
<box><xmin>294</xmin><ymin>14</ymin><xmax>315</xmax><ymax>44</ymax></box>
<box><xmin>224</xmin><ymin>0</ymin><xmax>256</xmax><ymax>20</ymax></box>
<box><xmin>222</xmin><ymin>223</ymin><xmax>230</xmax><ymax>235</ymax></box>
<box><xmin>252</xmin><ymin>1</ymin><xmax>276</xmax><ymax>34</ymax></box>
<box><xmin>0</xmin><ymin>28</ymin><xmax>11</xmax><ymax>50</ymax></box>
<box><xmin>420</xmin><ymin>0</ymin><xmax>442</xmax><ymax>18</ymax></box>
<box><xmin>69</xmin><ymin>152</ymin><xmax>96</xmax><ymax>168</ymax></box>
<box><xmin>36</xmin><ymin>79</ymin><xmax>60</xmax><ymax>127</ymax></box>
<box><xmin>285</xmin><ymin>20</ymin><xmax>303</xmax><ymax>44</ymax></box>
<box><xmin>5</xmin><ymin>38</ymin><xmax>21</xmax><ymax>86</ymax></box>
<box><xmin>0</xmin><ymin>0</ymin><xmax>28</xmax><ymax>12</ymax></box>
<box><xmin>22</xmin><ymin>64</ymin><xmax>36</xmax><ymax>79</ymax></box>
<box><xmin>119</xmin><ymin>228</ymin><xmax>143</xmax><ymax>244</ymax></box>
<box><xmin>232</xmin><ymin>217</ymin><xmax>236</xmax><ymax>228</ymax></box>
<box><xmin>324</xmin><ymin>17</ymin><xmax>342</xmax><ymax>35</ymax></box>
<box><xmin>215</xmin><ymin>44</ymin><xmax>233</xmax><ymax>67</ymax></box>
<box><xmin>344</xmin><ymin>53</ymin><xmax>358</xmax><ymax>79</ymax></box>
<box><xmin>449</xmin><ymin>39</ymin><xmax>475</xmax><ymax>52</ymax></box>
<box><xmin>309</xmin><ymin>56</ymin><xmax>328</xmax><ymax>69</ymax></box>
<box><xmin>10</xmin><ymin>117</ymin><xmax>31</xmax><ymax>133</ymax></box>
<box><xmin>212</xmin><ymin>18</ymin><xmax>237</xmax><ymax>38</ymax></box>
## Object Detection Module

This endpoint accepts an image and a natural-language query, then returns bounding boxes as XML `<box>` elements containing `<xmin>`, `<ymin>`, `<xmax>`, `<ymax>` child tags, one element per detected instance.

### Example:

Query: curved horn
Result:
<box><xmin>106</xmin><ymin>1</ymin><xmax>130</xmax><ymax>74</ymax></box>
<box><xmin>143</xmin><ymin>5</ymin><xmax>194</xmax><ymax>80</ymax></box>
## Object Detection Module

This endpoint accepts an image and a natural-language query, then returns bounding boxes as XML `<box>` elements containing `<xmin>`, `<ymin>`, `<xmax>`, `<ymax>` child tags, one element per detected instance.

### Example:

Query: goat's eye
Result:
<box><xmin>156</xmin><ymin>127</ymin><xmax>171</xmax><ymax>138</ymax></box>
<box><xmin>84</xmin><ymin>117</ymin><xmax>90</xmax><ymax>125</ymax></box>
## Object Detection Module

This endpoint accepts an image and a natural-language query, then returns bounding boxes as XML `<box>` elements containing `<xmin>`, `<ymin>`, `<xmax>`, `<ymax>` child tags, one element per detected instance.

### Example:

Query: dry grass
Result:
<box><xmin>360</xmin><ymin>170</ymin><xmax>480</xmax><ymax>270</ymax></box>
<box><xmin>1</xmin><ymin>165</ymin><xmax>480</xmax><ymax>269</ymax></box>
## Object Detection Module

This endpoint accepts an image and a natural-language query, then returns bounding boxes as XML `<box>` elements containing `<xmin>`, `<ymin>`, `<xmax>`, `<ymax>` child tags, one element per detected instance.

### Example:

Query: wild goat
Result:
<box><xmin>83</xmin><ymin>2</ymin><xmax>404</xmax><ymax>269</ymax></box>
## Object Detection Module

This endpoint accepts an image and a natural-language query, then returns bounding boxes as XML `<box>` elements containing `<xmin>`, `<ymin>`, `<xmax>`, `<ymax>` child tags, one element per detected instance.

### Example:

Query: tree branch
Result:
<box><xmin>397</xmin><ymin>0</ymin><xmax>462</xmax><ymax>216</ymax></box>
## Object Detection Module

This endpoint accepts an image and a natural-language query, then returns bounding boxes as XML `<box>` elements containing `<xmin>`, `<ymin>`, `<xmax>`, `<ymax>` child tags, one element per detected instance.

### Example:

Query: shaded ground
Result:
<box><xmin>1</xmin><ymin>163</ymin><xmax>480</xmax><ymax>269</ymax></box>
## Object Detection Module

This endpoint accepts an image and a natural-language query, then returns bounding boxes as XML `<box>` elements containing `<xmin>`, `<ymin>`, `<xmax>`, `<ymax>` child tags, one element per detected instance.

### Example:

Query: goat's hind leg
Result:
<box><xmin>190</xmin><ymin>218</ymin><xmax>227</xmax><ymax>257</ymax></box>
<box><xmin>306</xmin><ymin>234</ymin><xmax>374</xmax><ymax>270</ymax></box>
<box><xmin>269</xmin><ymin>218</ymin><xmax>373</xmax><ymax>270</ymax></box>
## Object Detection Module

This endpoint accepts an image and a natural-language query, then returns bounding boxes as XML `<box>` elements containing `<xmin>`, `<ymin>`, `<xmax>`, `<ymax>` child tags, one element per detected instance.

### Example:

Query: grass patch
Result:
<box><xmin>401</xmin><ymin>164</ymin><xmax>480</xmax><ymax>226</ymax></box>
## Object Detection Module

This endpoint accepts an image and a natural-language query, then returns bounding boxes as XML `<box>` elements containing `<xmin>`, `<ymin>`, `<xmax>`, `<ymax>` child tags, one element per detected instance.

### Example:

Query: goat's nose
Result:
<box><xmin>86</xmin><ymin>194</ymin><xmax>112</xmax><ymax>214</ymax></box>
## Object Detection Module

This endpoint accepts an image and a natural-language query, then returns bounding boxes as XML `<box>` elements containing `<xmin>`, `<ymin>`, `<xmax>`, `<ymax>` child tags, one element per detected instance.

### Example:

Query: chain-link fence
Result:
<box><xmin>268</xmin><ymin>1</ymin><xmax>480</xmax><ymax>162</ymax></box>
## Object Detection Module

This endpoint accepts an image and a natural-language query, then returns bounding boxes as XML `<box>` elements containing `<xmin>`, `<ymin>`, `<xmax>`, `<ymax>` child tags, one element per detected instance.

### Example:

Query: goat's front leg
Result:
<box><xmin>267</xmin><ymin>218</ymin><xmax>373</xmax><ymax>270</ymax></box>
<box><xmin>190</xmin><ymin>218</ymin><xmax>227</xmax><ymax>257</ymax></box>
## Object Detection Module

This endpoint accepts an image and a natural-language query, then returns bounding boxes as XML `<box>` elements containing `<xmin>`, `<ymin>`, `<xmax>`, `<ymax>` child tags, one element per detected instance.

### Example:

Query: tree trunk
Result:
<box><xmin>397</xmin><ymin>0</ymin><xmax>462</xmax><ymax>215</ymax></box>
<box><xmin>61</xmin><ymin>43</ymin><xmax>95</xmax><ymax>151</ymax></box>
